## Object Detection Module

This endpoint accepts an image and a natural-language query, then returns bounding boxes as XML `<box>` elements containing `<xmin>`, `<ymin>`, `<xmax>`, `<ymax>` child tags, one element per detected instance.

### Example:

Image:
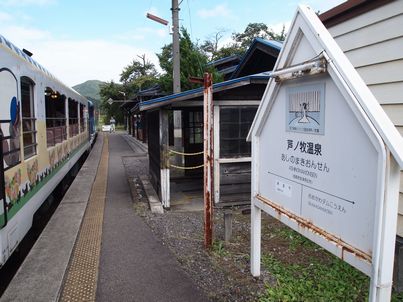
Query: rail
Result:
<box><xmin>46</xmin><ymin>117</ymin><xmax>67</xmax><ymax>147</ymax></box>
<box><xmin>69</xmin><ymin>118</ymin><xmax>79</xmax><ymax>137</ymax></box>
<box><xmin>0</xmin><ymin>119</ymin><xmax>21</xmax><ymax>171</ymax></box>
<box><xmin>0</xmin><ymin>119</ymin><xmax>21</xmax><ymax>228</ymax></box>
<box><xmin>22</xmin><ymin>117</ymin><xmax>37</xmax><ymax>158</ymax></box>
<box><xmin>0</xmin><ymin>131</ymin><xmax>6</xmax><ymax>228</ymax></box>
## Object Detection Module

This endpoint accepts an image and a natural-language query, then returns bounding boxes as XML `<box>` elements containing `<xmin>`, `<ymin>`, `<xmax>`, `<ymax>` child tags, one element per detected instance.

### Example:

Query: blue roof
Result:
<box><xmin>140</xmin><ymin>72</ymin><xmax>271</xmax><ymax>111</ymax></box>
<box><xmin>230</xmin><ymin>37</ymin><xmax>282</xmax><ymax>79</ymax></box>
<box><xmin>207</xmin><ymin>54</ymin><xmax>241</xmax><ymax>67</ymax></box>
<box><xmin>218</xmin><ymin>65</ymin><xmax>238</xmax><ymax>75</ymax></box>
<box><xmin>254</xmin><ymin>37</ymin><xmax>282</xmax><ymax>50</ymax></box>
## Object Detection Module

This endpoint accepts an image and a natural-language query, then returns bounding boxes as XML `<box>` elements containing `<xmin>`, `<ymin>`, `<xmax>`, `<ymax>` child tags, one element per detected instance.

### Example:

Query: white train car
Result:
<box><xmin>0</xmin><ymin>34</ymin><xmax>90</xmax><ymax>266</ymax></box>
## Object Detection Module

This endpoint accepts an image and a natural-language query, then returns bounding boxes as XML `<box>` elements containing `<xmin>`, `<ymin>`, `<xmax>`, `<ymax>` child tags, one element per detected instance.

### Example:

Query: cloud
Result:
<box><xmin>117</xmin><ymin>27</ymin><xmax>168</xmax><ymax>42</ymax></box>
<box><xmin>1</xmin><ymin>24</ymin><xmax>160</xmax><ymax>86</ymax></box>
<box><xmin>267</xmin><ymin>21</ymin><xmax>291</xmax><ymax>35</ymax></box>
<box><xmin>33</xmin><ymin>39</ymin><xmax>159</xmax><ymax>86</ymax></box>
<box><xmin>301</xmin><ymin>0</ymin><xmax>345</xmax><ymax>13</ymax></box>
<box><xmin>217</xmin><ymin>36</ymin><xmax>234</xmax><ymax>48</ymax></box>
<box><xmin>146</xmin><ymin>6</ymin><xmax>161</xmax><ymax>18</ymax></box>
<box><xmin>0</xmin><ymin>0</ymin><xmax>55</xmax><ymax>6</ymax></box>
<box><xmin>0</xmin><ymin>11</ymin><xmax>12</xmax><ymax>21</ymax></box>
<box><xmin>1</xmin><ymin>25</ymin><xmax>51</xmax><ymax>44</ymax></box>
<box><xmin>197</xmin><ymin>4</ymin><xmax>231</xmax><ymax>19</ymax></box>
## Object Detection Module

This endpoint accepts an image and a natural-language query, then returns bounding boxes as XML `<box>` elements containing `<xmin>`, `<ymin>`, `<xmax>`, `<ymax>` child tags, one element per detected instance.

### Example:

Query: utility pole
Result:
<box><xmin>171</xmin><ymin>0</ymin><xmax>183</xmax><ymax>178</ymax></box>
<box><xmin>172</xmin><ymin>0</ymin><xmax>181</xmax><ymax>93</ymax></box>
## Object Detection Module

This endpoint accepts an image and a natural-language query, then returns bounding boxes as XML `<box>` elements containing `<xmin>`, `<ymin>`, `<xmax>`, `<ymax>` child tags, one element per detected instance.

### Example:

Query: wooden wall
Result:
<box><xmin>326</xmin><ymin>0</ymin><xmax>403</xmax><ymax>236</ymax></box>
<box><xmin>219</xmin><ymin>162</ymin><xmax>251</xmax><ymax>203</ymax></box>
<box><xmin>147</xmin><ymin>111</ymin><xmax>161</xmax><ymax>197</ymax></box>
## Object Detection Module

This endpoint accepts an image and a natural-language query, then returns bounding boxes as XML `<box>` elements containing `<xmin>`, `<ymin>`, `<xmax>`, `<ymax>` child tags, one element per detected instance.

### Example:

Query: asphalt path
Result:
<box><xmin>96</xmin><ymin>133</ymin><xmax>209</xmax><ymax>302</ymax></box>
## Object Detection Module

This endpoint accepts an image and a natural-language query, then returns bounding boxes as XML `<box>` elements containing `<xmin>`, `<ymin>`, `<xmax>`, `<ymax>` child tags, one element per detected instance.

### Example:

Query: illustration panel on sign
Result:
<box><xmin>286</xmin><ymin>83</ymin><xmax>325</xmax><ymax>135</ymax></box>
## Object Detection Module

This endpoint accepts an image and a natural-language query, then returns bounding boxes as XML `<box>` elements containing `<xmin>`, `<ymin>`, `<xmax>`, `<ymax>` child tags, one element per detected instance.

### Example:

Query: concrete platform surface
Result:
<box><xmin>1</xmin><ymin>133</ymin><xmax>208</xmax><ymax>302</ymax></box>
<box><xmin>96</xmin><ymin>133</ymin><xmax>208</xmax><ymax>302</ymax></box>
<box><xmin>0</xmin><ymin>136</ymin><xmax>103</xmax><ymax>302</ymax></box>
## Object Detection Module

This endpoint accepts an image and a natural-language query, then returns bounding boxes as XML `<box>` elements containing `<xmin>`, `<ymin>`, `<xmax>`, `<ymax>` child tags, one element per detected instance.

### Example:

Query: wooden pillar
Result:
<box><xmin>128</xmin><ymin>114</ymin><xmax>131</xmax><ymax>135</ymax></box>
<box><xmin>160</xmin><ymin>109</ymin><xmax>170</xmax><ymax>208</ymax></box>
<box><xmin>143</xmin><ymin>113</ymin><xmax>148</xmax><ymax>143</ymax></box>
<box><xmin>224</xmin><ymin>209</ymin><xmax>233</xmax><ymax>242</ymax></box>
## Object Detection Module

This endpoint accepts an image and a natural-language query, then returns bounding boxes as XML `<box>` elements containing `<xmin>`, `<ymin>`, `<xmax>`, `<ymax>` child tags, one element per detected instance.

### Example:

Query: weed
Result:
<box><xmin>260</xmin><ymin>253</ymin><xmax>369</xmax><ymax>301</ymax></box>
<box><xmin>212</xmin><ymin>240</ymin><xmax>229</xmax><ymax>257</ymax></box>
<box><xmin>272</xmin><ymin>226</ymin><xmax>318</xmax><ymax>252</ymax></box>
<box><xmin>392</xmin><ymin>292</ymin><xmax>403</xmax><ymax>302</ymax></box>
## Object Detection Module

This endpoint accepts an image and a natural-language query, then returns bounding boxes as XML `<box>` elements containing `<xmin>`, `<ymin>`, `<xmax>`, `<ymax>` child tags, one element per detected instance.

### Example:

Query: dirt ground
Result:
<box><xmin>122</xmin><ymin>155</ymin><xmax>344</xmax><ymax>302</ymax></box>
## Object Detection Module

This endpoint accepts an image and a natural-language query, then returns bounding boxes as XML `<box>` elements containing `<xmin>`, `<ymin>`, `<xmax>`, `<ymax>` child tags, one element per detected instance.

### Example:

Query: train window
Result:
<box><xmin>79</xmin><ymin>104</ymin><xmax>85</xmax><ymax>133</ymax></box>
<box><xmin>21</xmin><ymin>77</ymin><xmax>37</xmax><ymax>159</ymax></box>
<box><xmin>45</xmin><ymin>88</ymin><xmax>67</xmax><ymax>147</ymax></box>
<box><xmin>68</xmin><ymin>98</ymin><xmax>79</xmax><ymax>137</ymax></box>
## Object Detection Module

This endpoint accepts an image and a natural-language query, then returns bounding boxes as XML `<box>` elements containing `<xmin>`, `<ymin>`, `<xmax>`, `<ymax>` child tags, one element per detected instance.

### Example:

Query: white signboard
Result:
<box><xmin>260</xmin><ymin>77</ymin><xmax>379</xmax><ymax>256</ymax></box>
<box><xmin>248</xmin><ymin>5</ymin><xmax>403</xmax><ymax>302</ymax></box>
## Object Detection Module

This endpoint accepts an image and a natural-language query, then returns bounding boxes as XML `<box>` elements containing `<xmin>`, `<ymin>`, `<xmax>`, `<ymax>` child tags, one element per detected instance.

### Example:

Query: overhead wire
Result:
<box><xmin>142</xmin><ymin>0</ymin><xmax>154</xmax><ymax>27</ymax></box>
<box><xmin>186</xmin><ymin>0</ymin><xmax>205</xmax><ymax>77</ymax></box>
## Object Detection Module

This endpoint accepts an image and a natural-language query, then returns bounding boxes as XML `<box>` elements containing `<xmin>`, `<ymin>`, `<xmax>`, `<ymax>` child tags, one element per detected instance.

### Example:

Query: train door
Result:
<box><xmin>183</xmin><ymin>109</ymin><xmax>203</xmax><ymax>176</ymax></box>
<box><xmin>0</xmin><ymin>69</ymin><xmax>21</xmax><ymax>228</ymax></box>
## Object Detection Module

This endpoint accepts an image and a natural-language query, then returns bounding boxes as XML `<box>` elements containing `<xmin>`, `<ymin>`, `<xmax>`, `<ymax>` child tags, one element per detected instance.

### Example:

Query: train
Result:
<box><xmin>0</xmin><ymin>34</ymin><xmax>96</xmax><ymax>267</ymax></box>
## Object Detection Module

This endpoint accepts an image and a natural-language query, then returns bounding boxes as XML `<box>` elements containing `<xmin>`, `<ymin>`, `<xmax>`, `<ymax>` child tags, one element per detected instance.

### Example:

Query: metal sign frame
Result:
<box><xmin>247</xmin><ymin>5</ymin><xmax>403</xmax><ymax>301</ymax></box>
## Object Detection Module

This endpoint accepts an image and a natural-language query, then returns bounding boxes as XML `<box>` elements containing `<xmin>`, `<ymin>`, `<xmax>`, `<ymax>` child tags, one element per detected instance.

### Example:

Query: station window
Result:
<box><xmin>220</xmin><ymin>107</ymin><xmax>257</xmax><ymax>158</ymax></box>
<box><xmin>45</xmin><ymin>88</ymin><xmax>67</xmax><ymax>147</ymax></box>
<box><xmin>185</xmin><ymin>111</ymin><xmax>203</xmax><ymax>144</ymax></box>
<box><xmin>68</xmin><ymin>98</ymin><xmax>79</xmax><ymax>137</ymax></box>
<box><xmin>21</xmin><ymin>77</ymin><xmax>37</xmax><ymax>159</ymax></box>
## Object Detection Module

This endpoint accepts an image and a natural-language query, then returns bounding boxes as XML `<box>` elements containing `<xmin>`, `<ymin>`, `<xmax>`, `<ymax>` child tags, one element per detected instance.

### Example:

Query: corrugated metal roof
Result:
<box><xmin>219</xmin><ymin>65</ymin><xmax>238</xmax><ymax>75</ymax></box>
<box><xmin>139</xmin><ymin>72</ymin><xmax>271</xmax><ymax>111</ymax></box>
<box><xmin>207</xmin><ymin>54</ymin><xmax>241</xmax><ymax>67</ymax></box>
<box><xmin>230</xmin><ymin>38</ymin><xmax>282</xmax><ymax>79</ymax></box>
<box><xmin>254</xmin><ymin>37</ymin><xmax>283</xmax><ymax>50</ymax></box>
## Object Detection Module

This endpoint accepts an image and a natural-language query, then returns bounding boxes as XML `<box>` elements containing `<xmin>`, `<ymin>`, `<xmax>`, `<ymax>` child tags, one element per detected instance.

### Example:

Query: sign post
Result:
<box><xmin>248</xmin><ymin>5</ymin><xmax>403</xmax><ymax>300</ymax></box>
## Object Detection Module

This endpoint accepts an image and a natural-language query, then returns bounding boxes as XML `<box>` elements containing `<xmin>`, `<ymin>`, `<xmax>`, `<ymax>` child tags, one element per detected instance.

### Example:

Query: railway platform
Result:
<box><xmin>0</xmin><ymin>132</ymin><xmax>209</xmax><ymax>302</ymax></box>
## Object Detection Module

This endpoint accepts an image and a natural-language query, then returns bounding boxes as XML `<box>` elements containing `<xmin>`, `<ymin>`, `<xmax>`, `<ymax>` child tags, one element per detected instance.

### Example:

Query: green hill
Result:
<box><xmin>73</xmin><ymin>80</ymin><xmax>105</xmax><ymax>107</ymax></box>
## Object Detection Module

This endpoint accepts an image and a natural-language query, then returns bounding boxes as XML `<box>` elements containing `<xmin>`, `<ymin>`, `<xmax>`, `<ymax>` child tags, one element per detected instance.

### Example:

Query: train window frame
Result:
<box><xmin>45</xmin><ymin>88</ymin><xmax>67</xmax><ymax>148</ymax></box>
<box><xmin>20</xmin><ymin>76</ymin><xmax>37</xmax><ymax>159</ymax></box>
<box><xmin>68</xmin><ymin>98</ymin><xmax>79</xmax><ymax>137</ymax></box>
<box><xmin>79</xmin><ymin>103</ymin><xmax>85</xmax><ymax>133</ymax></box>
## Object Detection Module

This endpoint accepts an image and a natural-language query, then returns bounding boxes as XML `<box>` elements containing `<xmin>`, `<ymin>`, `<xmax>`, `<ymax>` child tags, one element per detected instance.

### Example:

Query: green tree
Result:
<box><xmin>233</xmin><ymin>22</ymin><xmax>284</xmax><ymax>50</ymax></box>
<box><xmin>99</xmin><ymin>81</ymin><xmax>125</xmax><ymax>125</ymax></box>
<box><xmin>203</xmin><ymin>23</ymin><xmax>286</xmax><ymax>61</ymax></box>
<box><xmin>99</xmin><ymin>55</ymin><xmax>159</xmax><ymax>125</ymax></box>
<box><xmin>120</xmin><ymin>54</ymin><xmax>159</xmax><ymax>95</ymax></box>
<box><xmin>157</xmin><ymin>27</ymin><xmax>222</xmax><ymax>93</ymax></box>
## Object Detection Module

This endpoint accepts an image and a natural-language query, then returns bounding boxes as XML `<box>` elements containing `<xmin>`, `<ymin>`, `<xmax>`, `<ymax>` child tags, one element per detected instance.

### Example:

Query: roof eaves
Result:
<box><xmin>207</xmin><ymin>54</ymin><xmax>241</xmax><ymax>67</ymax></box>
<box><xmin>230</xmin><ymin>38</ymin><xmax>282</xmax><ymax>79</ymax></box>
<box><xmin>140</xmin><ymin>73</ymin><xmax>271</xmax><ymax>111</ymax></box>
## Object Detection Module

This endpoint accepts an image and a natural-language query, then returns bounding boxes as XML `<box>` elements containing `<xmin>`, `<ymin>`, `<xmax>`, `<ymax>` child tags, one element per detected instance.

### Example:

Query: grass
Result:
<box><xmin>260</xmin><ymin>253</ymin><xmax>369</xmax><ymax>301</ymax></box>
<box><xmin>212</xmin><ymin>240</ymin><xmax>230</xmax><ymax>257</ymax></box>
<box><xmin>271</xmin><ymin>226</ymin><xmax>317</xmax><ymax>252</ymax></box>
<box><xmin>259</xmin><ymin>228</ymin><xmax>403</xmax><ymax>301</ymax></box>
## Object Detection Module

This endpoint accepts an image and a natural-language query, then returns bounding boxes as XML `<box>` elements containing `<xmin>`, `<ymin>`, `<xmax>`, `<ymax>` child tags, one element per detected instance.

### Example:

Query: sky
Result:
<box><xmin>0</xmin><ymin>0</ymin><xmax>345</xmax><ymax>87</ymax></box>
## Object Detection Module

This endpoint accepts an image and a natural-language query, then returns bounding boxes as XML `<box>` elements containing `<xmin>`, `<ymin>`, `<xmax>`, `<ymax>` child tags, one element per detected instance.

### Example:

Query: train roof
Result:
<box><xmin>0</xmin><ymin>34</ymin><xmax>85</xmax><ymax>101</ymax></box>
